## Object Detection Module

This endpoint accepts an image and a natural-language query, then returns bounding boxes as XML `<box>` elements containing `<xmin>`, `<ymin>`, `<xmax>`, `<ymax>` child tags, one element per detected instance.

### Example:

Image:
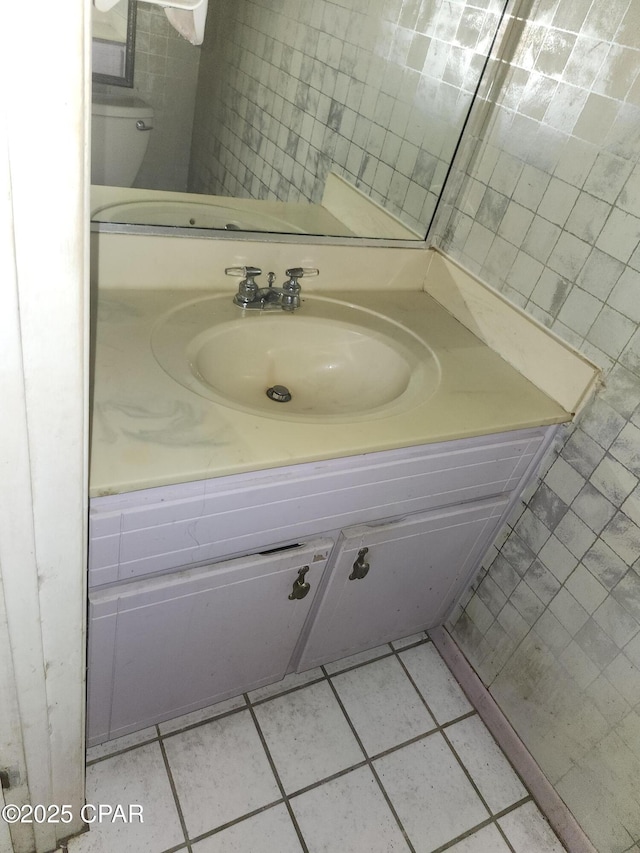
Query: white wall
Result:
<box><xmin>0</xmin><ymin>1</ymin><xmax>89</xmax><ymax>850</ymax></box>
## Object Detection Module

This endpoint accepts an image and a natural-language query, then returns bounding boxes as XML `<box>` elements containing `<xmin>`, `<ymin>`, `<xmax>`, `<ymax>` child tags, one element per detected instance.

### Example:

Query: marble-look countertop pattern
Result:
<box><xmin>90</xmin><ymin>289</ymin><xmax>570</xmax><ymax>496</ymax></box>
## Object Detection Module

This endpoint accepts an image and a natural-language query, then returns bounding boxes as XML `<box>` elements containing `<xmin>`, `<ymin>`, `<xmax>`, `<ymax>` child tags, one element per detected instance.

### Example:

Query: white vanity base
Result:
<box><xmin>87</xmin><ymin>426</ymin><xmax>558</xmax><ymax>746</ymax></box>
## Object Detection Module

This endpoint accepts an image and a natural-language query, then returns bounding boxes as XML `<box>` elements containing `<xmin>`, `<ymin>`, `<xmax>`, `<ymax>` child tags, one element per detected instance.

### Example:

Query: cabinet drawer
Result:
<box><xmin>89</xmin><ymin>427</ymin><xmax>553</xmax><ymax>586</ymax></box>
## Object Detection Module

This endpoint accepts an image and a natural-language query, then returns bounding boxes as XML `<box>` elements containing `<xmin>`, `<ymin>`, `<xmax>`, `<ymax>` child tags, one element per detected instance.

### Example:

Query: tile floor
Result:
<box><xmin>66</xmin><ymin>633</ymin><xmax>566</xmax><ymax>853</ymax></box>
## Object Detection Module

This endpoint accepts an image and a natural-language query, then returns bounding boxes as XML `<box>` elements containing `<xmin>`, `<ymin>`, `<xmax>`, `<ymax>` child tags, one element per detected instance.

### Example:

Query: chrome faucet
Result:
<box><xmin>226</xmin><ymin>266</ymin><xmax>319</xmax><ymax>311</ymax></box>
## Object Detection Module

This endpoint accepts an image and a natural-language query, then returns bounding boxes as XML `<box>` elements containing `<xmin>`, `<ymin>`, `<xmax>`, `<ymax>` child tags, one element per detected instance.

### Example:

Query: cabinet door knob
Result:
<box><xmin>288</xmin><ymin>566</ymin><xmax>311</xmax><ymax>600</ymax></box>
<box><xmin>349</xmin><ymin>547</ymin><xmax>370</xmax><ymax>580</ymax></box>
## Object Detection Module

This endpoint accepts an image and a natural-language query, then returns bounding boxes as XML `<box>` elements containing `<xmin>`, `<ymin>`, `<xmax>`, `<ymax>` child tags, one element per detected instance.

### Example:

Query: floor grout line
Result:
<box><xmin>186</xmin><ymin>799</ymin><xmax>287</xmax><ymax>848</ymax></box>
<box><xmin>322</xmin><ymin>663</ymin><xmax>418</xmax><ymax>853</ymax></box>
<box><xmin>157</xmin><ymin>732</ymin><xmax>193</xmax><ymax>853</ymax></box>
<box><xmin>244</xmin><ymin>694</ymin><xmax>310</xmax><ymax>853</ymax></box>
<box><xmin>82</xmin><ymin>633</ymin><xmax>570</xmax><ymax>852</ymax></box>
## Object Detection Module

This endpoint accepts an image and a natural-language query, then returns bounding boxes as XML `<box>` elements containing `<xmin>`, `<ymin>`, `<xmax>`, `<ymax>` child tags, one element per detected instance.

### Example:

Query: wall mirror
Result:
<box><xmin>91</xmin><ymin>0</ymin><xmax>508</xmax><ymax>241</ymax></box>
<box><xmin>92</xmin><ymin>0</ymin><xmax>137</xmax><ymax>87</ymax></box>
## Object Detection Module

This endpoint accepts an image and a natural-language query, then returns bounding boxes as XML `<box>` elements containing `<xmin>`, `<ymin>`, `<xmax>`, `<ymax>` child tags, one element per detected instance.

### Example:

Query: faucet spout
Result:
<box><xmin>226</xmin><ymin>265</ymin><xmax>319</xmax><ymax>311</ymax></box>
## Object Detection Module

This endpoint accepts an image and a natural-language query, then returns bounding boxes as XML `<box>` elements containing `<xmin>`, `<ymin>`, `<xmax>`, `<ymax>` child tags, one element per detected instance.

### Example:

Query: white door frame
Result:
<box><xmin>0</xmin><ymin>1</ymin><xmax>90</xmax><ymax>850</ymax></box>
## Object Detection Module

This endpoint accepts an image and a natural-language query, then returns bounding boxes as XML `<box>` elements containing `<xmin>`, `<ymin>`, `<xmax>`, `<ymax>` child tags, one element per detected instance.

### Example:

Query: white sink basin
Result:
<box><xmin>152</xmin><ymin>295</ymin><xmax>441</xmax><ymax>422</ymax></box>
<box><xmin>92</xmin><ymin>200</ymin><xmax>305</xmax><ymax>233</ymax></box>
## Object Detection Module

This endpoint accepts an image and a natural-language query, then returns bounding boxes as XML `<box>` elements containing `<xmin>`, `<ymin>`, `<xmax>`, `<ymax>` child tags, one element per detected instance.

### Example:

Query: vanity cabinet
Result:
<box><xmin>87</xmin><ymin>426</ymin><xmax>557</xmax><ymax>745</ymax></box>
<box><xmin>87</xmin><ymin>539</ymin><xmax>333</xmax><ymax>744</ymax></box>
<box><xmin>296</xmin><ymin>496</ymin><xmax>508</xmax><ymax>671</ymax></box>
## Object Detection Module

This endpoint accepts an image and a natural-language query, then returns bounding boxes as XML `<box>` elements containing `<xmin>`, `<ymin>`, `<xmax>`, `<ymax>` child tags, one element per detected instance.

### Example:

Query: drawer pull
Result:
<box><xmin>288</xmin><ymin>566</ymin><xmax>311</xmax><ymax>600</ymax></box>
<box><xmin>349</xmin><ymin>548</ymin><xmax>370</xmax><ymax>580</ymax></box>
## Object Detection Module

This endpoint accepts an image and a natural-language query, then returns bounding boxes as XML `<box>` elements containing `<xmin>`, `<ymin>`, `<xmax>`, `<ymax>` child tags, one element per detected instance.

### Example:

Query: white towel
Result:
<box><xmin>93</xmin><ymin>0</ymin><xmax>120</xmax><ymax>11</ymax></box>
<box><xmin>164</xmin><ymin>0</ymin><xmax>207</xmax><ymax>45</ymax></box>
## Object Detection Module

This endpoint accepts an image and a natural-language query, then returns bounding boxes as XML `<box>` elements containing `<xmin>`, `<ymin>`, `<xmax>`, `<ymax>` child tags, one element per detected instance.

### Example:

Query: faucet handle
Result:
<box><xmin>285</xmin><ymin>267</ymin><xmax>319</xmax><ymax>279</ymax></box>
<box><xmin>225</xmin><ymin>266</ymin><xmax>262</xmax><ymax>279</ymax></box>
<box><xmin>227</xmin><ymin>266</ymin><xmax>262</xmax><ymax>307</ymax></box>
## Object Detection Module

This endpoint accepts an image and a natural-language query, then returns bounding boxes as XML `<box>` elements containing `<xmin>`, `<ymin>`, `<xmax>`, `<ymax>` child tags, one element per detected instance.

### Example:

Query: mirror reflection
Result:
<box><xmin>92</xmin><ymin>0</ymin><xmax>136</xmax><ymax>87</ymax></box>
<box><xmin>91</xmin><ymin>0</ymin><xmax>506</xmax><ymax>240</ymax></box>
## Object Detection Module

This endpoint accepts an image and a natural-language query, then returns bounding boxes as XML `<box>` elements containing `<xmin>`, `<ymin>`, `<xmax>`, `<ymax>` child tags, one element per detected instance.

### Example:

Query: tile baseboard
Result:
<box><xmin>429</xmin><ymin>626</ymin><xmax>598</xmax><ymax>853</ymax></box>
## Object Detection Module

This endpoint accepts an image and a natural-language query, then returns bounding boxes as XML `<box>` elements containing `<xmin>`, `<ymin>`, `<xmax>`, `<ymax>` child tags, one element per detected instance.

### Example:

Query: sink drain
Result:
<box><xmin>266</xmin><ymin>385</ymin><xmax>292</xmax><ymax>403</ymax></box>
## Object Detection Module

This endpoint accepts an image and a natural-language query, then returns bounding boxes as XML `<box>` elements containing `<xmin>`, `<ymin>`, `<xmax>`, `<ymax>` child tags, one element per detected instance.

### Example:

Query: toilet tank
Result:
<box><xmin>91</xmin><ymin>92</ymin><xmax>154</xmax><ymax>187</ymax></box>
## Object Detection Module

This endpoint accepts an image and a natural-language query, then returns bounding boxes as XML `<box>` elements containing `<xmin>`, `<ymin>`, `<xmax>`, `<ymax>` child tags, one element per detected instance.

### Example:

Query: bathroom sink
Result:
<box><xmin>92</xmin><ymin>200</ymin><xmax>306</xmax><ymax>233</ymax></box>
<box><xmin>151</xmin><ymin>295</ymin><xmax>441</xmax><ymax>422</ymax></box>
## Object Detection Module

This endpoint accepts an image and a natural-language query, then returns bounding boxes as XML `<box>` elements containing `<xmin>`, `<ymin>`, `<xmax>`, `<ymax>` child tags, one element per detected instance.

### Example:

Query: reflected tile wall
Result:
<box><xmin>438</xmin><ymin>1</ymin><xmax>640</xmax><ymax>851</ymax></box>
<box><xmin>189</xmin><ymin>0</ymin><xmax>504</xmax><ymax>235</ymax></box>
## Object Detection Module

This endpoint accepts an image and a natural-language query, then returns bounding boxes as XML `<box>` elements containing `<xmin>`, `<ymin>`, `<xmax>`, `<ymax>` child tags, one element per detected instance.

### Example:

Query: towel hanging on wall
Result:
<box><xmin>93</xmin><ymin>0</ymin><xmax>207</xmax><ymax>45</ymax></box>
<box><xmin>164</xmin><ymin>0</ymin><xmax>207</xmax><ymax>45</ymax></box>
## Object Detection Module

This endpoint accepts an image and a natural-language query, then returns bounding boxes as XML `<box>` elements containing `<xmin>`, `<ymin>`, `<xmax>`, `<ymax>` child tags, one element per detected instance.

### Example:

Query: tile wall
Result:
<box><xmin>99</xmin><ymin>2</ymin><xmax>201</xmax><ymax>192</ymax></box>
<box><xmin>189</xmin><ymin>0</ymin><xmax>506</xmax><ymax>236</ymax></box>
<box><xmin>437</xmin><ymin>1</ymin><xmax>640</xmax><ymax>851</ymax></box>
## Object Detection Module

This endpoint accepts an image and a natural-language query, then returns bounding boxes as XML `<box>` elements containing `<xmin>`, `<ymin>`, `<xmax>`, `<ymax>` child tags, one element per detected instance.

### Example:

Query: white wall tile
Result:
<box><xmin>587</xmin><ymin>305</ymin><xmax>636</xmax><ymax>358</ymax></box>
<box><xmin>565</xmin><ymin>566</ymin><xmax>608</xmax><ymax>614</ymax></box>
<box><xmin>596</xmin><ymin>209</ymin><xmax>640</xmax><ymax>265</ymax></box>
<box><xmin>549</xmin><ymin>587</ymin><xmax>590</xmax><ymax>636</ymax></box>
<box><xmin>594</xmin><ymin>596</ymin><xmax>640</xmax><ymax>649</ymax></box>
<box><xmin>608</xmin><ymin>267</ymin><xmax>640</xmax><ymax>324</ymax></box>
<box><xmin>559</xmin><ymin>640</ymin><xmax>599</xmax><ymax>690</ymax></box>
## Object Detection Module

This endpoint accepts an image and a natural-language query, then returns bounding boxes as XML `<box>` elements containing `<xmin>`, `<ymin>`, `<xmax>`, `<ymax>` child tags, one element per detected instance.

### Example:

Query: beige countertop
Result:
<box><xmin>90</xmin><ymin>288</ymin><xmax>571</xmax><ymax>497</ymax></box>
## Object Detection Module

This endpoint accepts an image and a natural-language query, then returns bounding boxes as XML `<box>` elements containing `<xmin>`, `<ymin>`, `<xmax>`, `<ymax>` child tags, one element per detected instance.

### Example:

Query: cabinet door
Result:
<box><xmin>297</xmin><ymin>498</ymin><xmax>508</xmax><ymax>671</ymax></box>
<box><xmin>87</xmin><ymin>539</ymin><xmax>333</xmax><ymax>745</ymax></box>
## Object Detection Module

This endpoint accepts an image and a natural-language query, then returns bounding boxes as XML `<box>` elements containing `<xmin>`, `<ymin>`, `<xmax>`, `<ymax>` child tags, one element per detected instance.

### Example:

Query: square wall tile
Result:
<box><xmin>590</xmin><ymin>456</ymin><xmax>639</xmax><ymax>507</ymax></box>
<box><xmin>564</xmin><ymin>565</ymin><xmax>608</xmax><ymax>614</ymax></box>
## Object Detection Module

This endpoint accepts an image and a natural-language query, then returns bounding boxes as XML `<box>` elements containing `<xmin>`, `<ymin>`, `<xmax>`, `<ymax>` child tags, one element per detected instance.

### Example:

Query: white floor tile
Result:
<box><xmin>248</xmin><ymin>667</ymin><xmax>325</xmax><ymax>702</ymax></box>
<box><xmin>391</xmin><ymin>632</ymin><xmax>428</xmax><ymax>650</ymax></box>
<box><xmin>86</xmin><ymin>726</ymin><xmax>158</xmax><ymax>763</ymax></box>
<box><xmin>78</xmin><ymin>641</ymin><xmax>569</xmax><ymax>853</ymax></box>
<box><xmin>445</xmin><ymin>823</ymin><xmax>512</xmax><ymax>852</ymax></box>
<box><xmin>374</xmin><ymin>732</ymin><xmax>489</xmax><ymax>853</ymax></box>
<box><xmin>291</xmin><ymin>765</ymin><xmax>411</xmax><ymax>853</ymax></box>
<box><xmin>445</xmin><ymin>715</ymin><xmax>528</xmax><ymax>813</ymax></box>
<box><xmin>253</xmin><ymin>680</ymin><xmax>364</xmax><ymax>793</ymax></box>
<box><xmin>191</xmin><ymin>804</ymin><xmax>303</xmax><ymax>853</ymax></box>
<box><xmin>498</xmin><ymin>801</ymin><xmax>566</xmax><ymax>852</ymax></box>
<box><xmin>323</xmin><ymin>643</ymin><xmax>392</xmax><ymax>674</ymax></box>
<box><xmin>331</xmin><ymin>655</ymin><xmax>436</xmax><ymax>755</ymax></box>
<box><xmin>69</xmin><ymin>743</ymin><xmax>184</xmax><ymax>853</ymax></box>
<box><xmin>400</xmin><ymin>642</ymin><xmax>473</xmax><ymax>723</ymax></box>
<box><xmin>157</xmin><ymin>694</ymin><xmax>245</xmax><ymax>735</ymax></box>
<box><xmin>163</xmin><ymin>709</ymin><xmax>281</xmax><ymax>838</ymax></box>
